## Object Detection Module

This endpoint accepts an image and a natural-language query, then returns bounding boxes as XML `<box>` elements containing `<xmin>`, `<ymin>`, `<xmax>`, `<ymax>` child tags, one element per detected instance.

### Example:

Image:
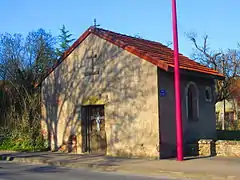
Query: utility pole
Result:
<box><xmin>222</xmin><ymin>99</ymin><xmax>225</xmax><ymax>130</ymax></box>
<box><xmin>222</xmin><ymin>56</ymin><xmax>225</xmax><ymax>130</ymax></box>
<box><xmin>172</xmin><ymin>0</ymin><xmax>183</xmax><ymax>161</ymax></box>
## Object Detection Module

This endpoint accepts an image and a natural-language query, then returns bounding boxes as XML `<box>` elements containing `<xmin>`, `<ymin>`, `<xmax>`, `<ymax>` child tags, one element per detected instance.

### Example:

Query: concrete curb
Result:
<box><xmin>0</xmin><ymin>155</ymin><xmax>237</xmax><ymax>180</ymax></box>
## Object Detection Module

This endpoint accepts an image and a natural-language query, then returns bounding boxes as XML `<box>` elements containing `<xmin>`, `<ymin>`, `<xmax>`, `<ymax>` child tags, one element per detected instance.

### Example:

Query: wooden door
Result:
<box><xmin>89</xmin><ymin>105</ymin><xmax>107</xmax><ymax>154</ymax></box>
<box><xmin>81</xmin><ymin>105</ymin><xmax>107</xmax><ymax>154</ymax></box>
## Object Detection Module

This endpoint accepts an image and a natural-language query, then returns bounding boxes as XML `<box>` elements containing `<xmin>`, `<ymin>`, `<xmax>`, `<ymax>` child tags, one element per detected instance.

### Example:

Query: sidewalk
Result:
<box><xmin>0</xmin><ymin>151</ymin><xmax>240</xmax><ymax>180</ymax></box>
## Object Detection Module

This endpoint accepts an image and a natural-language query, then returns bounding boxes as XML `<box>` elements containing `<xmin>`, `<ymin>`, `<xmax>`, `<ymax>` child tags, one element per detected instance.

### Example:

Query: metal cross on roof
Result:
<box><xmin>93</xmin><ymin>18</ymin><xmax>100</xmax><ymax>28</ymax></box>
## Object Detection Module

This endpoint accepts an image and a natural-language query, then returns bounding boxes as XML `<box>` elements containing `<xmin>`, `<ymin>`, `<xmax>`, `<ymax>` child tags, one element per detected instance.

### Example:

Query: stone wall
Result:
<box><xmin>215</xmin><ymin>140</ymin><xmax>240</xmax><ymax>157</ymax></box>
<box><xmin>187</xmin><ymin>139</ymin><xmax>240</xmax><ymax>157</ymax></box>
<box><xmin>198</xmin><ymin>139</ymin><xmax>215</xmax><ymax>156</ymax></box>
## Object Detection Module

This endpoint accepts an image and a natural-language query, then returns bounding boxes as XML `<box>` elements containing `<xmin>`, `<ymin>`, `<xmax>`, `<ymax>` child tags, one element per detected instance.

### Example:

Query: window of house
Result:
<box><xmin>186</xmin><ymin>82</ymin><xmax>199</xmax><ymax>122</ymax></box>
<box><xmin>225</xmin><ymin>111</ymin><xmax>234</xmax><ymax>122</ymax></box>
<box><xmin>205</xmin><ymin>86</ymin><xmax>212</xmax><ymax>102</ymax></box>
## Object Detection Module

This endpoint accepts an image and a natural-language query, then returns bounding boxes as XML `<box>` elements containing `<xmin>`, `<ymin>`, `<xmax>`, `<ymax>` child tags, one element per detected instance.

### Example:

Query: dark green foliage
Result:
<box><xmin>217</xmin><ymin>130</ymin><xmax>240</xmax><ymax>140</ymax></box>
<box><xmin>0</xmin><ymin>121</ymin><xmax>49</xmax><ymax>151</ymax></box>
<box><xmin>56</xmin><ymin>25</ymin><xmax>75</xmax><ymax>58</ymax></box>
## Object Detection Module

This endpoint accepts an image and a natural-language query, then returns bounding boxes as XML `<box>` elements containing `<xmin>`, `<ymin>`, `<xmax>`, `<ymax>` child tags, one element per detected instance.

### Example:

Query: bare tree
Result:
<box><xmin>0</xmin><ymin>29</ymin><xmax>57</xmax><ymax>86</ymax></box>
<box><xmin>186</xmin><ymin>32</ymin><xmax>240</xmax><ymax>103</ymax></box>
<box><xmin>0</xmin><ymin>29</ymin><xmax>57</xmax><ymax>150</ymax></box>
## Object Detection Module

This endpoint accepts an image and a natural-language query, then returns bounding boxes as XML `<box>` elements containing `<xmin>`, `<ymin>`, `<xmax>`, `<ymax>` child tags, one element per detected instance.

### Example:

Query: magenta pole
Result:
<box><xmin>171</xmin><ymin>0</ymin><xmax>183</xmax><ymax>161</ymax></box>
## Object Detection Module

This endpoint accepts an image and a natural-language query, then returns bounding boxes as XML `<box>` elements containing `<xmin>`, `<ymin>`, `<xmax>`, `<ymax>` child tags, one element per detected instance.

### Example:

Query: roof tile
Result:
<box><xmin>37</xmin><ymin>26</ymin><xmax>224</xmax><ymax>86</ymax></box>
<box><xmin>92</xmin><ymin>27</ymin><xmax>224</xmax><ymax>78</ymax></box>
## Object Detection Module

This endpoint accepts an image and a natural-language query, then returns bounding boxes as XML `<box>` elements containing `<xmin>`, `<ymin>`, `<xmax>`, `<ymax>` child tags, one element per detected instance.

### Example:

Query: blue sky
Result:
<box><xmin>1</xmin><ymin>0</ymin><xmax>239</xmax><ymax>57</ymax></box>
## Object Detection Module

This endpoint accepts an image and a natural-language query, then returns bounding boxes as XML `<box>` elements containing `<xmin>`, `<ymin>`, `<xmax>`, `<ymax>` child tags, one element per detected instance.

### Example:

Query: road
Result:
<box><xmin>0</xmin><ymin>161</ymin><xmax>184</xmax><ymax>180</ymax></box>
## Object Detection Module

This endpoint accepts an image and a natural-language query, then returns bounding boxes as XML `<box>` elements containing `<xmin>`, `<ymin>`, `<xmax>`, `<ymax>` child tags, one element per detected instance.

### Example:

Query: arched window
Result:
<box><xmin>186</xmin><ymin>82</ymin><xmax>199</xmax><ymax>121</ymax></box>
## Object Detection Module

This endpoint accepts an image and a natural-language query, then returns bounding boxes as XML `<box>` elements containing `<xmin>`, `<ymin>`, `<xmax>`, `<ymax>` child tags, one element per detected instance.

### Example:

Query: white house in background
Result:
<box><xmin>216</xmin><ymin>99</ymin><xmax>239</xmax><ymax>122</ymax></box>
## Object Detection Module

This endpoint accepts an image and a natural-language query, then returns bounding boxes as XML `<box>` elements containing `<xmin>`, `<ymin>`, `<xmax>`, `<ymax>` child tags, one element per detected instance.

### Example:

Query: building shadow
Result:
<box><xmin>25</xmin><ymin>165</ymin><xmax>68</xmax><ymax>173</ymax></box>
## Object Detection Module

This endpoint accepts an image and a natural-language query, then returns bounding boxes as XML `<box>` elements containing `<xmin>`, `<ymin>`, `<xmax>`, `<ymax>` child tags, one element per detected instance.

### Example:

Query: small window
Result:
<box><xmin>186</xmin><ymin>82</ymin><xmax>199</xmax><ymax>122</ymax></box>
<box><xmin>205</xmin><ymin>86</ymin><xmax>212</xmax><ymax>102</ymax></box>
<box><xmin>225</xmin><ymin>111</ymin><xmax>234</xmax><ymax>122</ymax></box>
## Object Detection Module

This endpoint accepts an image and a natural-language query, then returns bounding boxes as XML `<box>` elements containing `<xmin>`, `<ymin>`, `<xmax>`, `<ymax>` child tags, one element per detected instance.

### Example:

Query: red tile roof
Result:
<box><xmin>36</xmin><ymin>26</ymin><xmax>224</xmax><ymax>86</ymax></box>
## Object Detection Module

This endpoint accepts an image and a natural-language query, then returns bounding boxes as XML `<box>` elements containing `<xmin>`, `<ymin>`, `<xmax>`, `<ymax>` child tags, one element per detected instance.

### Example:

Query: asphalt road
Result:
<box><xmin>0</xmin><ymin>161</ymin><xmax>184</xmax><ymax>180</ymax></box>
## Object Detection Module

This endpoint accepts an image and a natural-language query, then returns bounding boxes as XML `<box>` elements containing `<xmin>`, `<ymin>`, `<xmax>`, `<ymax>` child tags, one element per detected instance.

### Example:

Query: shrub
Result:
<box><xmin>0</xmin><ymin>121</ymin><xmax>48</xmax><ymax>152</ymax></box>
<box><xmin>217</xmin><ymin>130</ymin><xmax>240</xmax><ymax>141</ymax></box>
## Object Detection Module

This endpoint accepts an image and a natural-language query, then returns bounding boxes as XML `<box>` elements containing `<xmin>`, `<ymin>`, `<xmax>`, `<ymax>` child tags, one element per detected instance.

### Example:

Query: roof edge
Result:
<box><xmin>35</xmin><ymin>26</ymin><xmax>170</xmax><ymax>87</ymax></box>
<box><xmin>35</xmin><ymin>26</ymin><xmax>224</xmax><ymax>87</ymax></box>
<box><xmin>168</xmin><ymin>65</ymin><xmax>225</xmax><ymax>80</ymax></box>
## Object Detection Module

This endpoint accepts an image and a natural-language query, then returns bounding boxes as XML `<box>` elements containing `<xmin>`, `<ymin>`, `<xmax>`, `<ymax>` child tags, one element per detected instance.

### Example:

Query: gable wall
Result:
<box><xmin>41</xmin><ymin>33</ymin><xmax>160</xmax><ymax>158</ymax></box>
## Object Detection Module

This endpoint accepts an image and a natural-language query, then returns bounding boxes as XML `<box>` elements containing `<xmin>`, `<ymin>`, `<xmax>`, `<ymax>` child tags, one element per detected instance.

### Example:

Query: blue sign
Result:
<box><xmin>160</xmin><ymin>89</ymin><xmax>167</xmax><ymax>97</ymax></box>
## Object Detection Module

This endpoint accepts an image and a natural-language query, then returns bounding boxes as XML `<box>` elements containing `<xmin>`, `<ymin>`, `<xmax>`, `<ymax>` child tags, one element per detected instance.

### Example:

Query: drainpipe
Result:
<box><xmin>221</xmin><ymin>56</ymin><xmax>225</xmax><ymax>130</ymax></box>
